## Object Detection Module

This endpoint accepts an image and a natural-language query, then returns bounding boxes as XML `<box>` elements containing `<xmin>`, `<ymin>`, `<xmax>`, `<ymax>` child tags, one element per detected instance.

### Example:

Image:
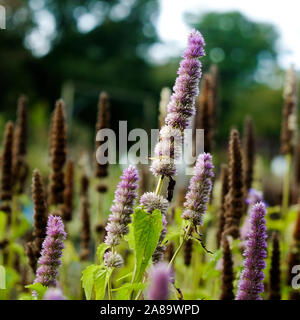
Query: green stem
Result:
<box><xmin>135</xmin><ymin>290</ymin><xmax>142</xmax><ymax>300</ymax></box>
<box><xmin>107</xmin><ymin>269</ymin><xmax>113</xmax><ymax>300</ymax></box>
<box><xmin>134</xmin><ymin>275</ymin><xmax>146</xmax><ymax>300</ymax></box>
<box><xmin>168</xmin><ymin>222</ymin><xmax>192</xmax><ymax>268</ymax></box>
<box><xmin>129</xmin><ymin>258</ymin><xmax>137</xmax><ymax>300</ymax></box>
<box><xmin>95</xmin><ymin>190</ymin><xmax>103</xmax><ymax>263</ymax></box>
<box><xmin>282</xmin><ymin>153</ymin><xmax>292</xmax><ymax>216</ymax></box>
<box><xmin>155</xmin><ymin>175</ymin><xmax>164</xmax><ymax>195</ymax></box>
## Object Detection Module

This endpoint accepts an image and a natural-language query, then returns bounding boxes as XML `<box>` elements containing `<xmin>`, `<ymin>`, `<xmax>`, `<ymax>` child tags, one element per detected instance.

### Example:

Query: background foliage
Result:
<box><xmin>0</xmin><ymin>0</ymin><xmax>297</xmax><ymax>154</ymax></box>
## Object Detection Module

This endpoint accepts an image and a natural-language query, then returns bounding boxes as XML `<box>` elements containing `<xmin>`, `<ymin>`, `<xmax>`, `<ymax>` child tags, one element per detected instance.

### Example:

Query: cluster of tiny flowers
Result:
<box><xmin>103</xmin><ymin>251</ymin><xmax>124</xmax><ymax>269</ymax></box>
<box><xmin>148</xmin><ymin>262</ymin><xmax>172</xmax><ymax>300</ymax></box>
<box><xmin>165</xmin><ymin>29</ymin><xmax>205</xmax><ymax>130</ymax></box>
<box><xmin>34</xmin><ymin>215</ymin><xmax>67</xmax><ymax>287</ymax></box>
<box><xmin>245</xmin><ymin>188</ymin><xmax>263</xmax><ymax>206</ymax></box>
<box><xmin>140</xmin><ymin>192</ymin><xmax>169</xmax><ymax>216</ymax></box>
<box><xmin>241</xmin><ymin>188</ymin><xmax>264</xmax><ymax>241</ymax></box>
<box><xmin>182</xmin><ymin>153</ymin><xmax>214</xmax><ymax>226</ymax></box>
<box><xmin>150</xmin><ymin>126</ymin><xmax>182</xmax><ymax>177</ymax></box>
<box><xmin>151</xmin><ymin>30</ymin><xmax>205</xmax><ymax>177</ymax></box>
<box><xmin>44</xmin><ymin>288</ymin><xmax>66</xmax><ymax>300</ymax></box>
<box><xmin>140</xmin><ymin>192</ymin><xmax>169</xmax><ymax>263</ymax></box>
<box><xmin>104</xmin><ymin>165</ymin><xmax>139</xmax><ymax>247</ymax></box>
<box><xmin>236</xmin><ymin>202</ymin><xmax>268</xmax><ymax>300</ymax></box>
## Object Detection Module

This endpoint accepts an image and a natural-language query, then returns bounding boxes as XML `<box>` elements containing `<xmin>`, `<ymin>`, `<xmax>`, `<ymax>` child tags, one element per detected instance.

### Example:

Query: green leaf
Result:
<box><xmin>116</xmin><ymin>272</ymin><xmax>133</xmax><ymax>282</ymax></box>
<box><xmin>81</xmin><ymin>264</ymin><xmax>102</xmax><ymax>300</ymax></box>
<box><xmin>266</xmin><ymin>205</ymin><xmax>281</xmax><ymax>215</ymax></box>
<box><xmin>114</xmin><ymin>282</ymin><xmax>146</xmax><ymax>300</ymax></box>
<box><xmin>96</xmin><ymin>243</ymin><xmax>110</xmax><ymax>264</ymax></box>
<box><xmin>10</xmin><ymin>242</ymin><xmax>25</xmax><ymax>256</ymax></box>
<box><xmin>0</xmin><ymin>211</ymin><xmax>7</xmax><ymax>241</ymax></box>
<box><xmin>26</xmin><ymin>283</ymin><xmax>48</xmax><ymax>299</ymax></box>
<box><xmin>18</xmin><ymin>293</ymin><xmax>36</xmax><ymax>300</ymax></box>
<box><xmin>202</xmin><ymin>248</ymin><xmax>222</xmax><ymax>280</ymax></box>
<box><xmin>162</xmin><ymin>227</ymin><xmax>182</xmax><ymax>245</ymax></box>
<box><xmin>5</xmin><ymin>267</ymin><xmax>20</xmax><ymax>292</ymax></box>
<box><xmin>129</xmin><ymin>208</ymin><xmax>163</xmax><ymax>283</ymax></box>
<box><xmin>94</xmin><ymin>268</ymin><xmax>110</xmax><ymax>300</ymax></box>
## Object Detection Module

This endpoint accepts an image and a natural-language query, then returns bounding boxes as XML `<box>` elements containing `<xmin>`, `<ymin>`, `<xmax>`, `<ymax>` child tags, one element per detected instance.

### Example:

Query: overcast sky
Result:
<box><xmin>154</xmin><ymin>0</ymin><xmax>300</xmax><ymax>69</ymax></box>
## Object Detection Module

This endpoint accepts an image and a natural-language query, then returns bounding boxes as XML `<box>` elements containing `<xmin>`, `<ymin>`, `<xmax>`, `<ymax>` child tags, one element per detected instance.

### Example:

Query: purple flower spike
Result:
<box><xmin>151</xmin><ymin>30</ymin><xmax>205</xmax><ymax>177</ymax></box>
<box><xmin>236</xmin><ymin>202</ymin><xmax>268</xmax><ymax>300</ymax></box>
<box><xmin>245</xmin><ymin>188</ymin><xmax>263</xmax><ymax>206</ymax></box>
<box><xmin>104</xmin><ymin>165</ymin><xmax>139</xmax><ymax>247</ymax></box>
<box><xmin>34</xmin><ymin>215</ymin><xmax>66</xmax><ymax>287</ymax></box>
<box><xmin>103</xmin><ymin>251</ymin><xmax>123</xmax><ymax>269</ymax></box>
<box><xmin>140</xmin><ymin>192</ymin><xmax>169</xmax><ymax>216</ymax></box>
<box><xmin>150</xmin><ymin>126</ymin><xmax>182</xmax><ymax>177</ymax></box>
<box><xmin>44</xmin><ymin>288</ymin><xmax>66</xmax><ymax>300</ymax></box>
<box><xmin>165</xmin><ymin>29</ymin><xmax>205</xmax><ymax>131</ymax></box>
<box><xmin>148</xmin><ymin>262</ymin><xmax>172</xmax><ymax>300</ymax></box>
<box><xmin>241</xmin><ymin>189</ymin><xmax>264</xmax><ymax>241</ymax></box>
<box><xmin>182</xmin><ymin>153</ymin><xmax>214</xmax><ymax>226</ymax></box>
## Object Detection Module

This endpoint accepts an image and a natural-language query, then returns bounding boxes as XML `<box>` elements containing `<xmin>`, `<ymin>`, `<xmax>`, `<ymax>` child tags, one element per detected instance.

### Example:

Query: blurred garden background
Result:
<box><xmin>1</xmin><ymin>1</ymin><xmax>300</xmax><ymax>301</ymax></box>
<box><xmin>0</xmin><ymin>0</ymin><xmax>299</xmax><ymax>176</ymax></box>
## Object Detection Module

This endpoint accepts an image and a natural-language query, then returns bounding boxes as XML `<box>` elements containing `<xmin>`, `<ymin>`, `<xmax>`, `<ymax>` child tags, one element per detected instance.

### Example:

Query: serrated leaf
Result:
<box><xmin>129</xmin><ymin>208</ymin><xmax>163</xmax><ymax>283</ymax></box>
<box><xmin>26</xmin><ymin>282</ymin><xmax>48</xmax><ymax>299</ymax></box>
<box><xmin>96</xmin><ymin>243</ymin><xmax>109</xmax><ymax>264</ymax></box>
<box><xmin>81</xmin><ymin>264</ymin><xmax>102</xmax><ymax>300</ymax></box>
<box><xmin>94</xmin><ymin>268</ymin><xmax>108</xmax><ymax>300</ymax></box>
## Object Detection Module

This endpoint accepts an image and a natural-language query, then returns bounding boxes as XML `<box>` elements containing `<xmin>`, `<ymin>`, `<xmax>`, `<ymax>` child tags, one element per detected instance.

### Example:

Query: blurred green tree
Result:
<box><xmin>0</xmin><ymin>5</ymin><xmax>288</xmax><ymax>151</ymax></box>
<box><xmin>186</xmin><ymin>11</ymin><xmax>281</xmax><ymax>144</ymax></box>
<box><xmin>0</xmin><ymin>0</ymin><xmax>36</xmax><ymax>115</ymax></box>
<box><xmin>1</xmin><ymin>0</ymin><xmax>159</xmax><ymax>134</ymax></box>
<box><xmin>33</xmin><ymin>0</ymin><xmax>159</xmax><ymax>133</ymax></box>
<box><xmin>150</xmin><ymin>11</ymin><xmax>283</xmax><ymax>148</ymax></box>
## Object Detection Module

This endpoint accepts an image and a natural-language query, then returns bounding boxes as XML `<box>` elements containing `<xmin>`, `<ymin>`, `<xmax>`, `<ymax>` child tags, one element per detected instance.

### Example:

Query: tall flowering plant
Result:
<box><xmin>34</xmin><ymin>215</ymin><xmax>67</xmax><ymax>287</ymax></box>
<box><xmin>151</xmin><ymin>30</ymin><xmax>206</xmax><ymax>178</ymax></box>
<box><xmin>144</xmin><ymin>30</ymin><xmax>207</xmax><ymax>268</ymax></box>
<box><xmin>104</xmin><ymin>165</ymin><xmax>139</xmax><ymax>268</ymax></box>
<box><xmin>81</xmin><ymin>29</ymin><xmax>208</xmax><ymax>301</ymax></box>
<box><xmin>169</xmin><ymin>153</ymin><xmax>214</xmax><ymax>266</ymax></box>
<box><xmin>236</xmin><ymin>202</ymin><xmax>268</xmax><ymax>300</ymax></box>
